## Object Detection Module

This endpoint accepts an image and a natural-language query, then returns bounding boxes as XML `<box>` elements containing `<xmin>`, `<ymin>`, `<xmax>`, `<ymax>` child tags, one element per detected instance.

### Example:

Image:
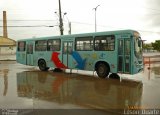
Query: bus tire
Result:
<box><xmin>96</xmin><ymin>63</ymin><xmax>110</xmax><ymax>78</ymax></box>
<box><xmin>109</xmin><ymin>73</ymin><xmax>120</xmax><ymax>79</ymax></box>
<box><xmin>38</xmin><ymin>59</ymin><xmax>49</xmax><ymax>71</ymax></box>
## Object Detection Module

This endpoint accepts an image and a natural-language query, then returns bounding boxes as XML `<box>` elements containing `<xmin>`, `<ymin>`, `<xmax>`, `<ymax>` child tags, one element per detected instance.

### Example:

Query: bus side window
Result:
<box><xmin>125</xmin><ymin>40</ymin><xmax>130</xmax><ymax>55</ymax></box>
<box><xmin>35</xmin><ymin>40</ymin><xmax>47</xmax><ymax>51</ymax></box>
<box><xmin>95</xmin><ymin>35</ymin><xmax>115</xmax><ymax>51</ymax></box>
<box><xmin>27</xmin><ymin>44</ymin><xmax>33</xmax><ymax>54</ymax></box>
<box><xmin>95</xmin><ymin>39</ymin><xmax>104</xmax><ymax>51</ymax></box>
<box><xmin>75</xmin><ymin>36</ymin><xmax>93</xmax><ymax>51</ymax></box>
<box><xmin>35</xmin><ymin>41</ymin><xmax>39</xmax><ymax>51</ymax></box>
<box><xmin>47</xmin><ymin>39</ymin><xmax>60</xmax><ymax>51</ymax></box>
<box><xmin>18</xmin><ymin>41</ymin><xmax>26</xmax><ymax>51</ymax></box>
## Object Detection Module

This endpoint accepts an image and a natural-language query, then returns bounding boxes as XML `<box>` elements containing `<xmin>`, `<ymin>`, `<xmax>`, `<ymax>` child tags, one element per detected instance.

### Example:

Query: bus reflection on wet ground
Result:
<box><xmin>17</xmin><ymin>71</ymin><xmax>143</xmax><ymax>111</ymax></box>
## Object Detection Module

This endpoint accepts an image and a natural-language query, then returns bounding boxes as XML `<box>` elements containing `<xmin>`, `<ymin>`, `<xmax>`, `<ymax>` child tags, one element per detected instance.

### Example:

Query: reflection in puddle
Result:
<box><xmin>0</xmin><ymin>69</ymin><xmax>9</xmax><ymax>96</ymax></box>
<box><xmin>144</xmin><ymin>65</ymin><xmax>160</xmax><ymax>80</ymax></box>
<box><xmin>151</xmin><ymin>66</ymin><xmax>160</xmax><ymax>76</ymax></box>
<box><xmin>143</xmin><ymin>55</ymin><xmax>160</xmax><ymax>79</ymax></box>
<box><xmin>17</xmin><ymin>71</ymin><xmax>143</xmax><ymax>110</ymax></box>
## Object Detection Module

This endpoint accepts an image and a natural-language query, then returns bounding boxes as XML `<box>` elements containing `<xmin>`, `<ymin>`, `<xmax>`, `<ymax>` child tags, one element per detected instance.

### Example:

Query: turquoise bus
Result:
<box><xmin>16</xmin><ymin>30</ymin><xmax>143</xmax><ymax>78</ymax></box>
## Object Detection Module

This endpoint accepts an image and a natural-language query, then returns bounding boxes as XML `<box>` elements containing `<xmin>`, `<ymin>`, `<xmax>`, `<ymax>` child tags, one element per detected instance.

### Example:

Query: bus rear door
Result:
<box><xmin>62</xmin><ymin>41</ymin><xmax>74</xmax><ymax>69</ymax></box>
<box><xmin>26</xmin><ymin>41</ymin><xmax>34</xmax><ymax>66</ymax></box>
<box><xmin>118</xmin><ymin>38</ymin><xmax>131</xmax><ymax>73</ymax></box>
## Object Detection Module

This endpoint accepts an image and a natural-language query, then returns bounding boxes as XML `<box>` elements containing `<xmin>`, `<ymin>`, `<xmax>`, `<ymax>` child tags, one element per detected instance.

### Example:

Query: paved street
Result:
<box><xmin>0</xmin><ymin>60</ymin><xmax>160</xmax><ymax>115</ymax></box>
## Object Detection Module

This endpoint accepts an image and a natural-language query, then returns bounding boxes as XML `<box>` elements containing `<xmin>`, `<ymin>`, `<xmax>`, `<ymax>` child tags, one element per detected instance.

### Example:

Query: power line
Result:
<box><xmin>73</xmin><ymin>22</ymin><xmax>160</xmax><ymax>34</ymax></box>
<box><xmin>0</xmin><ymin>25</ymin><xmax>56</xmax><ymax>27</ymax></box>
<box><xmin>0</xmin><ymin>20</ymin><xmax>160</xmax><ymax>34</ymax></box>
<box><xmin>0</xmin><ymin>20</ymin><xmax>57</xmax><ymax>22</ymax></box>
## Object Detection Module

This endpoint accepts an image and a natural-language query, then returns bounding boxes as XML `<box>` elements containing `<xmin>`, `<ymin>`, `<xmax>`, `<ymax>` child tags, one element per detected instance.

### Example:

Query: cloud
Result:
<box><xmin>145</xmin><ymin>0</ymin><xmax>160</xmax><ymax>9</ymax></box>
<box><xmin>0</xmin><ymin>0</ymin><xmax>160</xmax><ymax>42</ymax></box>
<box><xmin>143</xmin><ymin>0</ymin><xmax>160</xmax><ymax>28</ymax></box>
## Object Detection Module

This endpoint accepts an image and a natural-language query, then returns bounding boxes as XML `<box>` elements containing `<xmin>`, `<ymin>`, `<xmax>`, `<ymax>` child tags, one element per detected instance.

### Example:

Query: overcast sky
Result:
<box><xmin>1</xmin><ymin>0</ymin><xmax>160</xmax><ymax>43</ymax></box>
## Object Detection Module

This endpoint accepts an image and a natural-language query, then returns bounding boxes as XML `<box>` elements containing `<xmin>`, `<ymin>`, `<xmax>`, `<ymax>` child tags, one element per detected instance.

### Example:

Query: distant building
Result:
<box><xmin>0</xmin><ymin>36</ymin><xmax>16</xmax><ymax>54</ymax></box>
<box><xmin>0</xmin><ymin>11</ymin><xmax>16</xmax><ymax>55</ymax></box>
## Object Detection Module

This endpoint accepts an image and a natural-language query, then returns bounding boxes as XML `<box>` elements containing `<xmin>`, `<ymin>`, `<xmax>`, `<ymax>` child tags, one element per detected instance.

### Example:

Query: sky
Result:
<box><xmin>0</xmin><ymin>0</ymin><xmax>160</xmax><ymax>43</ymax></box>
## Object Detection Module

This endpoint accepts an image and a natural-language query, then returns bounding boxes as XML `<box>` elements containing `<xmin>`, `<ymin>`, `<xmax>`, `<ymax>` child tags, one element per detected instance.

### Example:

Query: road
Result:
<box><xmin>0</xmin><ymin>61</ymin><xmax>160</xmax><ymax>115</ymax></box>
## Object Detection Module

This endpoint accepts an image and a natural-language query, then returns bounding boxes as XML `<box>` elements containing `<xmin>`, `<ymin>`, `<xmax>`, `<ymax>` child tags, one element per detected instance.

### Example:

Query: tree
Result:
<box><xmin>143</xmin><ymin>43</ymin><xmax>152</xmax><ymax>50</ymax></box>
<box><xmin>152</xmin><ymin>40</ymin><xmax>160</xmax><ymax>52</ymax></box>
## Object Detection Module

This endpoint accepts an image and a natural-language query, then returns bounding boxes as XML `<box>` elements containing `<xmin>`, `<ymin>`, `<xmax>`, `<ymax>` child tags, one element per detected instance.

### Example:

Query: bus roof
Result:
<box><xmin>17</xmin><ymin>29</ymin><xmax>138</xmax><ymax>41</ymax></box>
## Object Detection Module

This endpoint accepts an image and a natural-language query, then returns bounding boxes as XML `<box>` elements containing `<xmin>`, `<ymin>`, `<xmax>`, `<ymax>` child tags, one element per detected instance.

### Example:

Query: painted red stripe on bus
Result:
<box><xmin>51</xmin><ymin>52</ymin><xmax>68</xmax><ymax>69</ymax></box>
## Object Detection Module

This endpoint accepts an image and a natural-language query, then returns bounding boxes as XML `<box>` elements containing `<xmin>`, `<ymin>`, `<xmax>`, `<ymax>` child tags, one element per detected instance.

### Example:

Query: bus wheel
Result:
<box><xmin>38</xmin><ymin>59</ymin><xmax>48</xmax><ymax>71</ymax></box>
<box><xmin>109</xmin><ymin>73</ymin><xmax>120</xmax><ymax>79</ymax></box>
<box><xmin>96</xmin><ymin>63</ymin><xmax>110</xmax><ymax>78</ymax></box>
<box><xmin>53</xmin><ymin>68</ymin><xmax>63</xmax><ymax>72</ymax></box>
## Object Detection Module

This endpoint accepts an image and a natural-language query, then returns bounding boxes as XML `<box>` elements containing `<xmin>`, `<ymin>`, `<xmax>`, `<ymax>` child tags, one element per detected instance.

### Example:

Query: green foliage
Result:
<box><xmin>152</xmin><ymin>40</ymin><xmax>160</xmax><ymax>51</ymax></box>
<box><xmin>143</xmin><ymin>43</ymin><xmax>151</xmax><ymax>50</ymax></box>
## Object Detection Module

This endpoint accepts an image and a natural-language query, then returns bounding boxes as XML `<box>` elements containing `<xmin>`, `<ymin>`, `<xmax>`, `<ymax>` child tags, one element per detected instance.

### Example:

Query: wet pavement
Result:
<box><xmin>0</xmin><ymin>60</ymin><xmax>160</xmax><ymax>115</ymax></box>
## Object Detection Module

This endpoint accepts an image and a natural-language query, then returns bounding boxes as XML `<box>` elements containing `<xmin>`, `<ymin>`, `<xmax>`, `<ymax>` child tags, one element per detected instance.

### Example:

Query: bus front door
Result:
<box><xmin>26</xmin><ymin>43</ymin><xmax>34</xmax><ymax>66</ymax></box>
<box><xmin>62</xmin><ymin>41</ymin><xmax>73</xmax><ymax>69</ymax></box>
<box><xmin>118</xmin><ymin>39</ymin><xmax>131</xmax><ymax>73</ymax></box>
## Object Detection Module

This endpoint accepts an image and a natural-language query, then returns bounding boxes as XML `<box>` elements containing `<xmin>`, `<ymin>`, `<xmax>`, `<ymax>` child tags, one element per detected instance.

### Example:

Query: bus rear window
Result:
<box><xmin>17</xmin><ymin>41</ymin><xmax>26</xmax><ymax>51</ymax></box>
<box><xmin>35</xmin><ymin>40</ymin><xmax>47</xmax><ymax>51</ymax></box>
<box><xmin>94</xmin><ymin>35</ymin><xmax>115</xmax><ymax>51</ymax></box>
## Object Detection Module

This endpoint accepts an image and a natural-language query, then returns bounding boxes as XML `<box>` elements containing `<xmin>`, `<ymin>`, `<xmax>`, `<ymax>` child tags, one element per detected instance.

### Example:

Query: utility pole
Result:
<box><xmin>93</xmin><ymin>5</ymin><xmax>100</xmax><ymax>32</ymax></box>
<box><xmin>58</xmin><ymin>0</ymin><xmax>63</xmax><ymax>35</ymax></box>
<box><xmin>68</xmin><ymin>22</ymin><xmax>71</xmax><ymax>35</ymax></box>
<box><xmin>63</xmin><ymin>12</ymin><xmax>71</xmax><ymax>35</ymax></box>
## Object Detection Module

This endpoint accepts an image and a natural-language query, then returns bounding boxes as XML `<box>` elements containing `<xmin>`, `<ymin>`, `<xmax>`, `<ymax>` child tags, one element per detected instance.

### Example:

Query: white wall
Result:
<box><xmin>0</xmin><ymin>46</ymin><xmax>16</xmax><ymax>55</ymax></box>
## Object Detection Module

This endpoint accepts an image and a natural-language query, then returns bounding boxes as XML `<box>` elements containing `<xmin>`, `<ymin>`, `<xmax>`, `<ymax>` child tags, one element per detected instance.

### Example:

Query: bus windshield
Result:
<box><xmin>134</xmin><ymin>36</ymin><xmax>142</xmax><ymax>59</ymax></box>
